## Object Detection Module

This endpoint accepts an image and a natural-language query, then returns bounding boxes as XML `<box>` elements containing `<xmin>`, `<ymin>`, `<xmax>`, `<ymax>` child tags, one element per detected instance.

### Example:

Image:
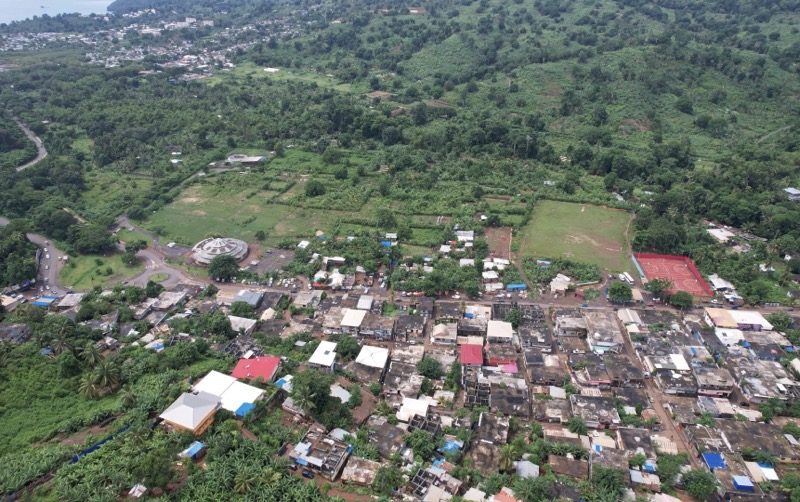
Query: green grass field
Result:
<box><xmin>205</xmin><ymin>62</ymin><xmax>364</xmax><ymax>93</ymax></box>
<box><xmin>142</xmin><ymin>182</ymin><xmax>352</xmax><ymax>245</ymax></box>
<box><xmin>115</xmin><ymin>228</ymin><xmax>153</xmax><ymax>248</ymax></box>
<box><xmin>60</xmin><ymin>253</ymin><xmax>144</xmax><ymax>290</ymax></box>
<box><xmin>520</xmin><ymin>200</ymin><xmax>633</xmax><ymax>272</ymax></box>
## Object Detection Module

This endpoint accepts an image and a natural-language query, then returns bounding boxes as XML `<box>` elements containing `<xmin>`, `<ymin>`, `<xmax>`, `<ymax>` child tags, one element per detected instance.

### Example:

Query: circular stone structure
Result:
<box><xmin>191</xmin><ymin>237</ymin><xmax>248</xmax><ymax>265</ymax></box>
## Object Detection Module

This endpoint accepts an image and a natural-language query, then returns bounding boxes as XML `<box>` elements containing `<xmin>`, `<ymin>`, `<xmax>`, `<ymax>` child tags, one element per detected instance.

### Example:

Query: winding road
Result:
<box><xmin>13</xmin><ymin>117</ymin><xmax>48</xmax><ymax>172</ymax></box>
<box><xmin>115</xmin><ymin>216</ymin><xmax>203</xmax><ymax>289</ymax></box>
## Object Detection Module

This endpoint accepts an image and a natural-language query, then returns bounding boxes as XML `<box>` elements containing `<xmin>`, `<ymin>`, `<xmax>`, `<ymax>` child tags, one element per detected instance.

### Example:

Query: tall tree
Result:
<box><xmin>207</xmin><ymin>255</ymin><xmax>240</xmax><ymax>281</ymax></box>
<box><xmin>608</xmin><ymin>281</ymin><xmax>632</xmax><ymax>303</ymax></box>
<box><xmin>682</xmin><ymin>469</ymin><xmax>718</xmax><ymax>500</ymax></box>
<box><xmin>669</xmin><ymin>291</ymin><xmax>693</xmax><ymax>309</ymax></box>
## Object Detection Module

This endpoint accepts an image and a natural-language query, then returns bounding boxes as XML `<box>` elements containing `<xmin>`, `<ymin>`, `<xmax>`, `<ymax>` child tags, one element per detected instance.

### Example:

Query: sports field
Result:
<box><xmin>520</xmin><ymin>200</ymin><xmax>633</xmax><ymax>272</ymax></box>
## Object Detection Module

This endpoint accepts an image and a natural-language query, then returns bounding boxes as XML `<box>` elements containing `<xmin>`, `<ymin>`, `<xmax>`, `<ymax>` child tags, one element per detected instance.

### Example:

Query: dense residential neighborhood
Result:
<box><xmin>2</xmin><ymin>222</ymin><xmax>800</xmax><ymax>501</ymax></box>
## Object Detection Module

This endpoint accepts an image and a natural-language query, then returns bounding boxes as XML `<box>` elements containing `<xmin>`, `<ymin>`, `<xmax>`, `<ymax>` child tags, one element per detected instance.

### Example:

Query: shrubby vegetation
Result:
<box><xmin>0</xmin><ymin>219</ymin><xmax>37</xmax><ymax>287</ymax></box>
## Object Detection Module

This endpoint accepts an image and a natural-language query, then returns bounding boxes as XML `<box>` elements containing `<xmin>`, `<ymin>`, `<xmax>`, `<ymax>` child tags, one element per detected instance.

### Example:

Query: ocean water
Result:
<box><xmin>0</xmin><ymin>0</ymin><xmax>114</xmax><ymax>25</ymax></box>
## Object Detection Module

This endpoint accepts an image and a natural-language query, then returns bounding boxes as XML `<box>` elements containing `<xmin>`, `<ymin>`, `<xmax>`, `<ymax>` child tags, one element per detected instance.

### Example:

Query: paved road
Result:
<box><xmin>13</xmin><ymin>117</ymin><xmax>48</xmax><ymax>172</ymax></box>
<box><xmin>0</xmin><ymin>216</ymin><xmax>67</xmax><ymax>293</ymax></box>
<box><xmin>127</xmin><ymin>247</ymin><xmax>203</xmax><ymax>289</ymax></box>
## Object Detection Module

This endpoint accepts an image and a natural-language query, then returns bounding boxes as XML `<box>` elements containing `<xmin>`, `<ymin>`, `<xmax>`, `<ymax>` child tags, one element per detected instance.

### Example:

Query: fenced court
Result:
<box><xmin>633</xmin><ymin>253</ymin><xmax>714</xmax><ymax>298</ymax></box>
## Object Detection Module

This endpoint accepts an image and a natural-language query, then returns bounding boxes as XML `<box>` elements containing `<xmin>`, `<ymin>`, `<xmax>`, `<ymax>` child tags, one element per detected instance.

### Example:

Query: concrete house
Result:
<box><xmin>290</xmin><ymin>425</ymin><xmax>351</xmax><ymax>481</ymax></box>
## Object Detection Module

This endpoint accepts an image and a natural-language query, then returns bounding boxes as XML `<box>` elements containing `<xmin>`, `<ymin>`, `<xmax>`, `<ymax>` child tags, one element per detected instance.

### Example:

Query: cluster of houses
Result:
<box><xmin>4</xmin><ymin>248</ymin><xmax>800</xmax><ymax>500</ymax></box>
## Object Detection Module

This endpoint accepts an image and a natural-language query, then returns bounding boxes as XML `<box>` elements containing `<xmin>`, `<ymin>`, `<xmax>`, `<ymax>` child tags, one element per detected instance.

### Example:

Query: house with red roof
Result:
<box><xmin>231</xmin><ymin>355</ymin><xmax>281</xmax><ymax>382</ymax></box>
<box><xmin>461</xmin><ymin>344</ymin><xmax>484</xmax><ymax>367</ymax></box>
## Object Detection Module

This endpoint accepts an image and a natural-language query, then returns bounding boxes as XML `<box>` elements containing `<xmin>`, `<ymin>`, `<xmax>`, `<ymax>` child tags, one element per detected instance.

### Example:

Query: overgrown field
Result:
<box><xmin>520</xmin><ymin>200</ymin><xmax>633</xmax><ymax>273</ymax></box>
<box><xmin>59</xmin><ymin>253</ymin><xmax>144</xmax><ymax>289</ymax></box>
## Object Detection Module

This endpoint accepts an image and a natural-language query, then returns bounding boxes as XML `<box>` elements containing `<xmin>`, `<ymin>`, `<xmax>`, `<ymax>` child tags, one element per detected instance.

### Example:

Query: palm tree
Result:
<box><xmin>94</xmin><ymin>359</ymin><xmax>121</xmax><ymax>390</ymax></box>
<box><xmin>260</xmin><ymin>467</ymin><xmax>282</xmax><ymax>487</ymax></box>
<box><xmin>499</xmin><ymin>443</ymin><xmax>519</xmax><ymax>473</ymax></box>
<box><xmin>79</xmin><ymin>342</ymin><xmax>102</xmax><ymax>367</ymax></box>
<box><xmin>51</xmin><ymin>333</ymin><xmax>72</xmax><ymax>355</ymax></box>
<box><xmin>375</xmin><ymin>400</ymin><xmax>392</xmax><ymax>417</ymax></box>
<box><xmin>233</xmin><ymin>470</ymin><xmax>259</xmax><ymax>494</ymax></box>
<box><xmin>291</xmin><ymin>383</ymin><xmax>316</xmax><ymax>416</ymax></box>
<box><xmin>117</xmin><ymin>385</ymin><xmax>136</xmax><ymax>409</ymax></box>
<box><xmin>79</xmin><ymin>372</ymin><xmax>100</xmax><ymax>399</ymax></box>
<box><xmin>754</xmin><ymin>449</ymin><xmax>777</xmax><ymax>466</ymax></box>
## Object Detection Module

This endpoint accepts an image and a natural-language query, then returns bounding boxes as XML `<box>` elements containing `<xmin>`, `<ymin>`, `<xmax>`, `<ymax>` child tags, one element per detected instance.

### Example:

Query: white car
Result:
<box><xmin>45</xmin><ymin>265</ymin><xmax>49</xmax><ymax>270</ymax></box>
<box><xmin>44</xmin><ymin>248</ymin><xmax>48</xmax><ymax>252</ymax></box>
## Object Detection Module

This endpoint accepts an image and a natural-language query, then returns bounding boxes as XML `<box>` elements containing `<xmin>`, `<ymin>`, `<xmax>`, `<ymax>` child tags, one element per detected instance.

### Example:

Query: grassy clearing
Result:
<box><xmin>401</xmin><ymin>244</ymin><xmax>433</xmax><ymax>257</ymax></box>
<box><xmin>60</xmin><ymin>253</ymin><xmax>143</xmax><ymax>290</ymax></box>
<box><xmin>114</xmin><ymin>228</ymin><xmax>153</xmax><ymax>248</ymax></box>
<box><xmin>71</xmin><ymin>137</ymin><xmax>93</xmax><ymax>155</ymax></box>
<box><xmin>520</xmin><ymin>200</ymin><xmax>633</xmax><ymax>273</ymax></box>
<box><xmin>80</xmin><ymin>172</ymin><xmax>154</xmax><ymax>212</ymax></box>
<box><xmin>205</xmin><ymin>62</ymin><xmax>364</xmax><ymax>93</ymax></box>
<box><xmin>149</xmin><ymin>273</ymin><xmax>169</xmax><ymax>283</ymax></box>
<box><xmin>142</xmin><ymin>182</ymin><xmax>351</xmax><ymax>245</ymax></box>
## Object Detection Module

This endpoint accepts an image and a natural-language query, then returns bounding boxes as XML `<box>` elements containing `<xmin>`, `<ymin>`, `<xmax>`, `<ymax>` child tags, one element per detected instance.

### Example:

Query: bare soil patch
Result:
<box><xmin>486</xmin><ymin>226</ymin><xmax>512</xmax><ymax>260</ymax></box>
<box><xmin>366</xmin><ymin>91</ymin><xmax>394</xmax><ymax>99</ymax></box>
<box><xmin>426</xmin><ymin>99</ymin><xmax>454</xmax><ymax>108</ymax></box>
<box><xmin>60</xmin><ymin>422</ymin><xmax>116</xmax><ymax>446</ymax></box>
<box><xmin>621</xmin><ymin>118</ymin><xmax>650</xmax><ymax>131</ymax></box>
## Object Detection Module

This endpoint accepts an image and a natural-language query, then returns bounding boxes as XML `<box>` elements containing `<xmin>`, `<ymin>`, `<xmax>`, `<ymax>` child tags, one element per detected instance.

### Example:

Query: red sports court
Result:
<box><xmin>633</xmin><ymin>253</ymin><xmax>714</xmax><ymax>298</ymax></box>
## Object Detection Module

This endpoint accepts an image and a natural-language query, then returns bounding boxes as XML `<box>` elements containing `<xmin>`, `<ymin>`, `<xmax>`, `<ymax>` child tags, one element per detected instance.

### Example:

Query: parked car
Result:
<box><xmin>288</xmin><ymin>463</ymin><xmax>298</xmax><ymax>471</ymax></box>
<box><xmin>301</xmin><ymin>470</ymin><xmax>315</xmax><ymax>479</ymax></box>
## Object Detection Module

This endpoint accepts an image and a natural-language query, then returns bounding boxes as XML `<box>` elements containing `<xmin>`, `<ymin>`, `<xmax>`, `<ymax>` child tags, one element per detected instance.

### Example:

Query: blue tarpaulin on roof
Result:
<box><xmin>506</xmin><ymin>283</ymin><xmax>528</xmax><ymax>290</ymax></box>
<box><xmin>464</xmin><ymin>312</ymin><xmax>474</xmax><ymax>319</ymax></box>
<box><xmin>186</xmin><ymin>441</ymin><xmax>205</xmax><ymax>459</ymax></box>
<box><xmin>275</xmin><ymin>378</ymin><xmax>287</xmax><ymax>387</ymax></box>
<box><xmin>733</xmin><ymin>476</ymin><xmax>754</xmax><ymax>491</ymax></box>
<box><xmin>644</xmin><ymin>462</ymin><xmax>657</xmax><ymax>473</ymax></box>
<box><xmin>742</xmin><ymin>341</ymin><xmax>751</xmax><ymax>348</ymax></box>
<box><xmin>703</xmin><ymin>452</ymin><xmax>726</xmax><ymax>470</ymax></box>
<box><xmin>786</xmin><ymin>347</ymin><xmax>795</xmax><ymax>353</ymax></box>
<box><xmin>235</xmin><ymin>402</ymin><xmax>256</xmax><ymax>417</ymax></box>
<box><xmin>441</xmin><ymin>441</ymin><xmax>462</xmax><ymax>452</ymax></box>
<box><xmin>380</xmin><ymin>241</ymin><xmax>391</xmax><ymax>247</ymax></box>
<box><xmin>40</xmin><ymin>347</ymin><xmax>53</xmax><ymax>356</ymax></box>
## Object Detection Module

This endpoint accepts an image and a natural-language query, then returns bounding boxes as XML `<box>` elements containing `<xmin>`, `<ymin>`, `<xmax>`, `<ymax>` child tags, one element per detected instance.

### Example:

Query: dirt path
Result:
<box><xmin>757</xmin><ymin>124</ymin><xmax>791</xmax><ymax>143</ymax></box>
<box><xmin>13</xmin><ymin>117</ymin><xmax>48</xmax><ymax>171</ymax></box>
